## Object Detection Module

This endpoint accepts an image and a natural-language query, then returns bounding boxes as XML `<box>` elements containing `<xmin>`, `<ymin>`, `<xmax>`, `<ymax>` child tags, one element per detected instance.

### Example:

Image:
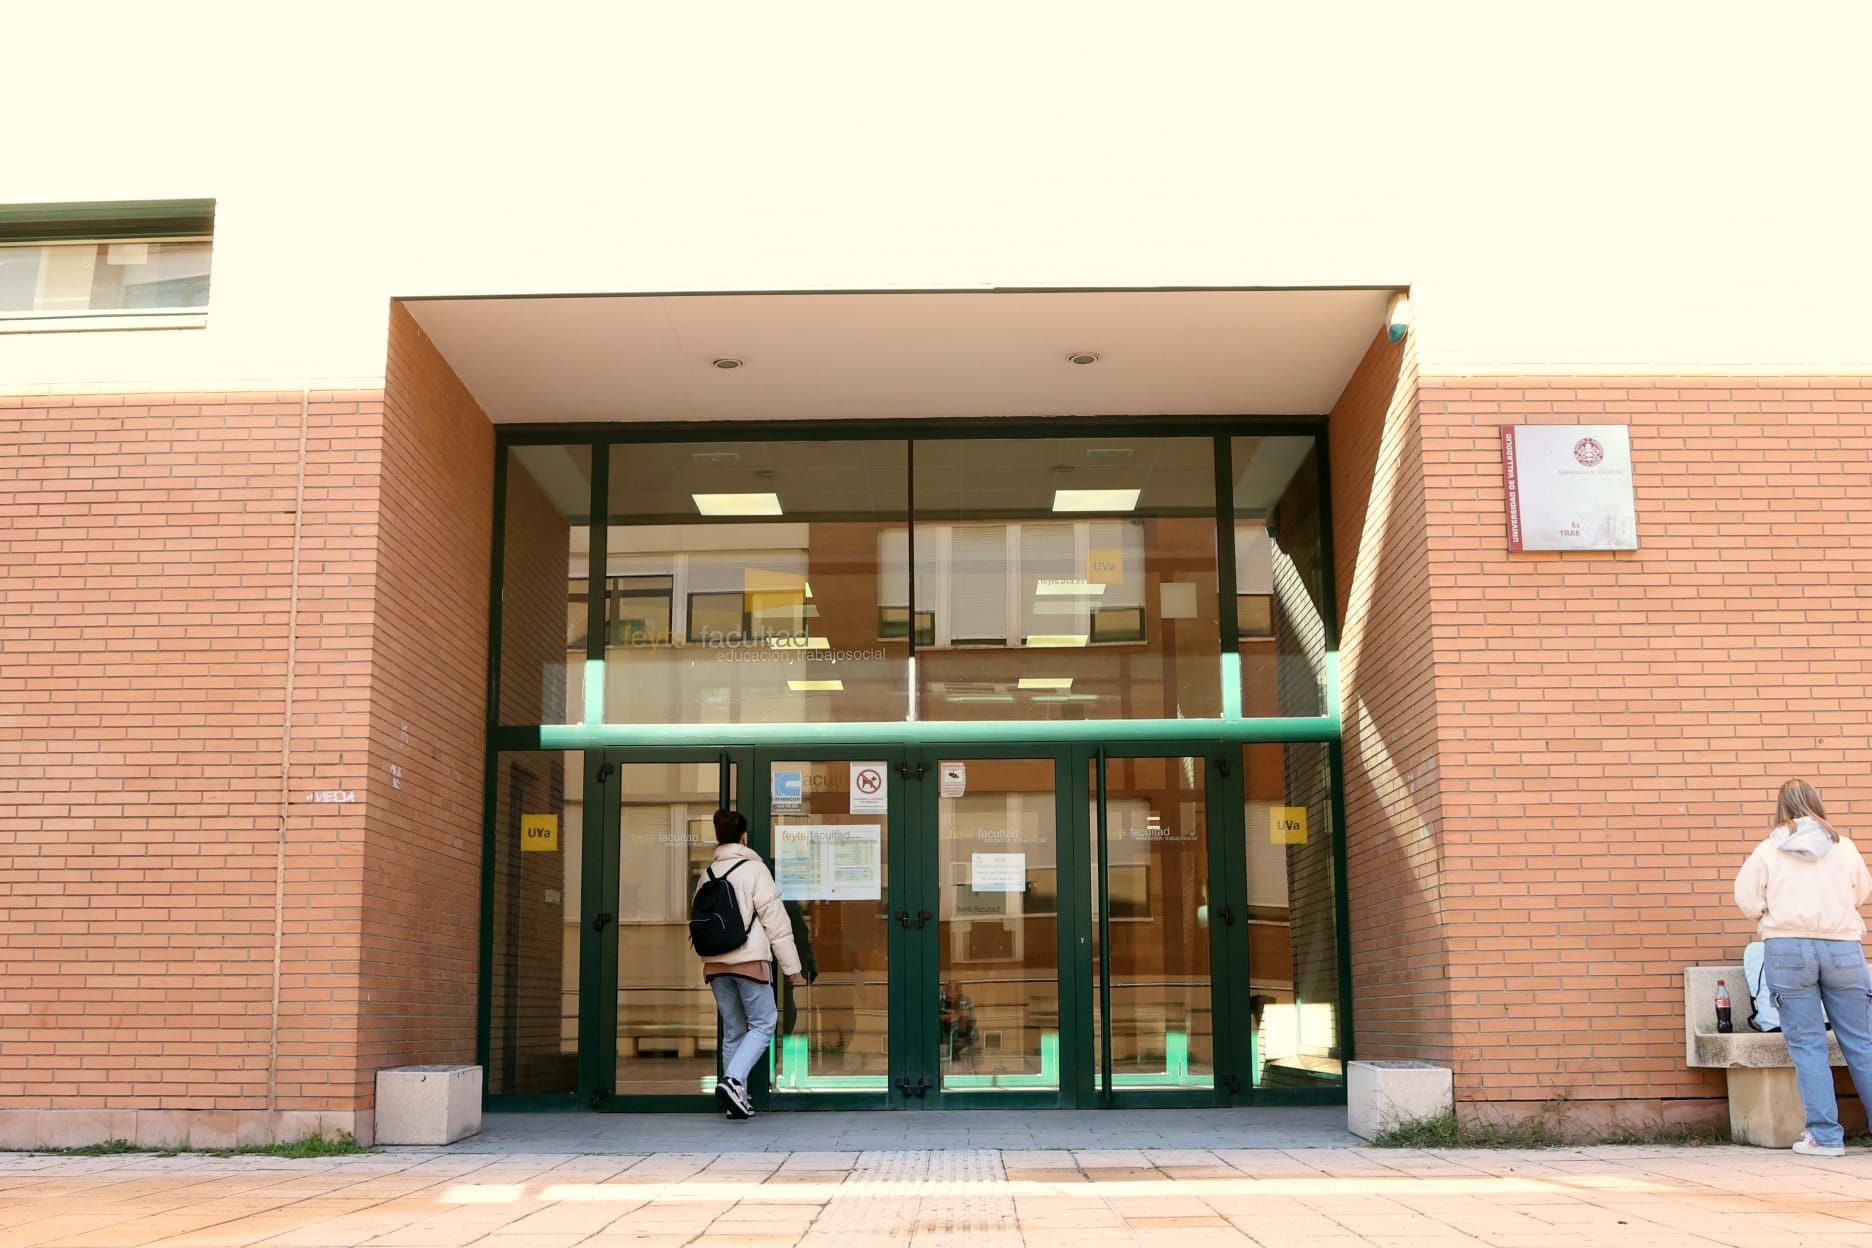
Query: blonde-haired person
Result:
<box><xmin>1734</xmin><ymin>780</ymin><xmax>1872</xmax><ymax>1156</ymax></box>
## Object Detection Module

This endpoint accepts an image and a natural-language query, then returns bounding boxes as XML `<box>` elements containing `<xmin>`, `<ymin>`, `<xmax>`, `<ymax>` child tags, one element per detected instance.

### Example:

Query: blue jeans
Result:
<box><xmin>1765</xmin><ymin>938</ymin><xmax>1872</xmax><ymax>1146</ymax></box>
<box><xmin>712</xmin><ymin>975</ymin><xmax>778</xmax><ymax>1086</ymax></box>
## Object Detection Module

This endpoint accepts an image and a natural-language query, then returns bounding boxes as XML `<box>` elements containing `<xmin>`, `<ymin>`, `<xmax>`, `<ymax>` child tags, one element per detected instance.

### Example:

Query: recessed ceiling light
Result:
<box><xmin>1052</xmin><ymin>488</ymin><xmax>1140</xmax><ymax>512</ymax></box>
<box><xmin>1025</xmin><ymin>634</ymin><xmax>1089</xmax><ymax>648</ymax></box>
<box><xmin>1019</xmin><ymin>677</ymin><xmax>1074</xmax><ymax>690</ymax></box>
<box><xmin>712</xmin><ymin>357</ymin><xmax>745</xmax><ymax>370</ymax></box>
<box><xmin>1067</xmin><ymin>352</ymin><xmax>1101</xmax><ymax>365</ymax></box>
<box><xmin>788</xmin><ymin>679</ymin><xmax>843</xmax><ymax>692</ymax></box>
<box><xmin>693</xmin><ymin>492</ymin><xmax>782</xmax><ymax>516</ymax></box>
<box><xmin>1035</xmin><ymin>579</ymin><xmax>1108</xmax><ymax>596</ymax></box>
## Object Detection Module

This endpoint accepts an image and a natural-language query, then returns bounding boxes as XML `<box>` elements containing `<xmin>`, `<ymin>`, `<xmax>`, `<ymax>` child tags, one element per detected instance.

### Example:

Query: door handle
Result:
<box><xmin>916</xmin><ymin>909</ymin><xmax>932</xmax><ymax>929</ymax></box>
<box><xmin>896</xmin><ymin>910</ymin><xmax>911</xmax><ymax>929</ymax></box>
<box><xmin>593</xmin><ymin>912</ymin><xmax>613</xmax><ymax>932</ymax></box>
<box><xmin>915</xmin><ymin>1076</ymin><xmax>933</xmax><ymax>1098</ymax></box>
<box><xmin>894</xmin><ymin>1076</ymin><xmax>915</xmax><ymax>1099</ymax></box>
<box><xmin>1216</xmin><ymin>904</ymin><xmax>1236</xmax><ymax>926</ymax></box>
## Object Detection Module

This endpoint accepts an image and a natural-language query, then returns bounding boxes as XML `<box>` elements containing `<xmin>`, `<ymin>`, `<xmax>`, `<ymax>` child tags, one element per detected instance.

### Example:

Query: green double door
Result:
<box><xmin>587</xmin><ymin>742</ymin><xmax>1270</xmax><ymax>1110</ymax></box>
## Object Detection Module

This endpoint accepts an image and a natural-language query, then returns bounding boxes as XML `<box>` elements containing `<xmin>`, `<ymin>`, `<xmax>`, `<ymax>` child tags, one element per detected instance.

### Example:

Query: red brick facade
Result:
<box><xmin>1335</xmin><ymin>360</ymin><xmax>1872</xmax><ymax>1123</ymax></box>
<box><xmin>0</xmin><ymin>306</ymin><xmax>494</xmax><ymax>1146</ymax></box>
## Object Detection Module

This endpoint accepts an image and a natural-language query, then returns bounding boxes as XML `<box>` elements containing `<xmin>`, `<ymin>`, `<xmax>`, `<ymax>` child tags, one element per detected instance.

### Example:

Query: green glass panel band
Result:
<box><xmin>538</xmin><ymin>714</ymin><xmax>1337</xmax><ymax>750</ymax></box>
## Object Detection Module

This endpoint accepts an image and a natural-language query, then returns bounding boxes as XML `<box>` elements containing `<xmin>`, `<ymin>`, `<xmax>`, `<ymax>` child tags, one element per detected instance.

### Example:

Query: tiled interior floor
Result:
<box><xmin>4</xmin><ymin>1136</ymin><xmax>1870</xmax><ymax>1247</ymax></box>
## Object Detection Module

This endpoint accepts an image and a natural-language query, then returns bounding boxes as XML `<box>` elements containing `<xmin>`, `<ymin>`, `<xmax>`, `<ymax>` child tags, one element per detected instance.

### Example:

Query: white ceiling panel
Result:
<box><xmin>404</xmin><ymin>287</ymin><xmax>1397</xmax><ymax>424</ymax></box>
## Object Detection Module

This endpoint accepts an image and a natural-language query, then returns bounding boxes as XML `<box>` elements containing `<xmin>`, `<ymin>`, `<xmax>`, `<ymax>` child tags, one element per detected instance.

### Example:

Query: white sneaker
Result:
<box><xmin>1793</xmin><ymin>1133</ymin><xmax>1845</xmax><ymax>1157</ymax></box>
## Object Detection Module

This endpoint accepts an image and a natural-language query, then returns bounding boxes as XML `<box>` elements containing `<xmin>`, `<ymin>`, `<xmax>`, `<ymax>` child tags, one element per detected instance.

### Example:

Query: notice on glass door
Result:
<box><xmin>776</xmin><ymin>824</ymin><xmax>882</xmax><ymax>901</ymax></box>
<box><xmin>969</xmin><ymin>852</ymin><xmax>1027</xmax><ymax>893</ymax></box>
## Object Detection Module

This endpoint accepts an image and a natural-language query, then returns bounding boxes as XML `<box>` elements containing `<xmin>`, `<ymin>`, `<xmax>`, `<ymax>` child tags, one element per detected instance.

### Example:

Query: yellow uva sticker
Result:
<box><xmin>521</xmin><ymin>814</ymin><xmax>560</xmax><ymax>852</ymax></box>
<box><xmin>1270</xmin><ymin>807</ymin><xmax>1308</xmax><ymax>845</ymax></box>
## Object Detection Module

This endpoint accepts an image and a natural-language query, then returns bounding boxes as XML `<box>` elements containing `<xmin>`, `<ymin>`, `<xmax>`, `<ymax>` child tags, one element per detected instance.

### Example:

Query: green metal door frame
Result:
<box><xmin>750</xmin><ymin>745</ymin><xmax>910</xmax><ymax>1112</ymax></box>
<box><xmin>589</xmin><ymin>746</ymin><xmax>750</xmax><ymax>1114</ymax></box>
<box><xmin>1074</xmin><ymin>741</ymin><xmax>1240</xmax><ymax>1109</ymax></box>
<box><xmin>906</xmin><ymin>743</ymin><xmax>1079</xmax><ymax>1110</ymax></box>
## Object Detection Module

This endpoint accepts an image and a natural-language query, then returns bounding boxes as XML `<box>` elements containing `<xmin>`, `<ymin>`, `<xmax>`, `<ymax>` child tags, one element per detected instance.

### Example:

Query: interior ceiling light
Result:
<box><xmin>1025</xmin><ymin>634</ymin><xmax>1089</xmax><ymax>648</ymax></box>
<box><xmin>1035</xmin><ymin>579</ymin><xmax>1107</xmax><ymax>596</ymax></box>
<box><xmin>1052</xmin><ymin>488</ymin><xmax>1140</xmax><ymax>513</ymax></box>
<box><xmin>1067</xmin><ymin>351</ymin><xmax>1101</xmax><ymax>365</ymax></box>
<box><xmin>693</xmin><ymin>492</ymin><xmax>782</xmax><ymax>516</ymax></box>
<box><xmin>788</xmin><ymin>679</ymin><xmax>843</xmax><ymax>692</ymax></box>
<box><xmin>1018</xmin><ymin>677</ymin><xmax>1074</xmax><ymax>690</ymax></box>
<box><xmin>712</xmin><ymin>357</ymin><xmax>745</xmax><ymax>369</ymax></box>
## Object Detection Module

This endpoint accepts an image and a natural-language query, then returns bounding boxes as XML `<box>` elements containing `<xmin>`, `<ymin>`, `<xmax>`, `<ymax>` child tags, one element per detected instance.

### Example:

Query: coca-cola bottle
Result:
<box><xmin>1715</xmin><ymin>979</ymin><xmax>1734</xmax><ymax>1033</ymax></box>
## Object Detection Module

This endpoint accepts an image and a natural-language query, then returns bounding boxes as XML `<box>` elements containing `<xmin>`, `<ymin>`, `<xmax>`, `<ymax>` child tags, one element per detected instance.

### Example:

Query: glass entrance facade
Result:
<box><xmin>482</xmin><ymin>420</ymin><xmax>1347</xmax><ymax>1110</ymax></box>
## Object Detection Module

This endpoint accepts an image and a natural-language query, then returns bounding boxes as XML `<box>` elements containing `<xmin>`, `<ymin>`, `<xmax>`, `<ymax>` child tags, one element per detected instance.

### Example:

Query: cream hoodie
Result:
<box><xmin>1733</xmin><ymin>817</ymin><xmax>1872</xmax><ymax>941</ymax></box>
<box><xmin>694</xmin><ymin>843</ymin><xmax>803</xmax><ymax>977</ymax></box>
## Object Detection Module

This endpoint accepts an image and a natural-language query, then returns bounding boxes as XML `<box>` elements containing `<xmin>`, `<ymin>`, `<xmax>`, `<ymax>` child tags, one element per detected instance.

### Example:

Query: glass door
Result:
<box><xmin>1081</xmin><ymin>744</ymin><xmax>1247</xmax><ymax>1106</ymax></box>
<box><xmin>909</xmin><ymin>749</ymin><xmax>1078</xmax><ymax>1107</ymax></box>
<box><xmin>753</xmin><ymin>749</ymin><xmax>907</xmax><ymax>1108</ymax></box>
<box><xmin>589</xmin><ymin>748</ymin><xmax>747</xmax><ymax>1110</ymax></box>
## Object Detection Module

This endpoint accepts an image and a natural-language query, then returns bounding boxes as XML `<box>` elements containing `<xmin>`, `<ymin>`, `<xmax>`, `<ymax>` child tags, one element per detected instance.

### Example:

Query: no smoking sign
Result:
<box><xmin>850</xmin><ymin>761</ymin><xmax>887</xmax><ymax>814</ymax></box>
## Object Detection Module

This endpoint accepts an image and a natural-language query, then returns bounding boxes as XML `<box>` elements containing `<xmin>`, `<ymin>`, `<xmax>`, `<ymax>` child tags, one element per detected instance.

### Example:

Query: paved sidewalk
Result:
<box><xmin>452</xmin><ymin>1108</ymin><xmax>1357</xmax><ymax>1153</ymax></box>
<box><xmin>4</xmin><ymin>1139</ymin><xmax>1872</xmax><ymax>1247</ymax></box>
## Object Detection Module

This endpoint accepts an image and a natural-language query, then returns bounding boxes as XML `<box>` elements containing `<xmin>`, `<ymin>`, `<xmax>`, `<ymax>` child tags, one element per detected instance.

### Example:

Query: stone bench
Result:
<box><xmin>1685</xmin><ymin>964</ymin><xmax>1849</xmax><ymax>1147</ymax></box>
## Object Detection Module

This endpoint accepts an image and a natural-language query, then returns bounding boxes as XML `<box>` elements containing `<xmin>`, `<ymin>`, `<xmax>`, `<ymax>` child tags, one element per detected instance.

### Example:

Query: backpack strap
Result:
<box><xmin>707</xmin><ymin>860</ymin><xmax>748</xmax><ymax>883</ymax></box>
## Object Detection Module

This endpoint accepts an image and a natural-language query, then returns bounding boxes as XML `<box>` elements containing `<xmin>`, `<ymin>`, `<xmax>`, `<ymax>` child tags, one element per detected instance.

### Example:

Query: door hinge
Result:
<box><xmin>1216</xmin><ymin>904</ymin><xmax>1237</xmax><ymax>926</ymax></box>
<box><xmin>595</xmin><ymin>762</ymin><xmax>615</xmax><ymax>782</ymax></box>
<box><xmin>590</xmin><ymin>1088</ymin><xmax>611</xmax><ymax>1107</ymax></box>
<box><xmin>1213</xmin><ymin>757</ymin><xmax>1231</xmax><ymax>776</ymax></box>
<box><xmin>593</xmin><ymin>912</ymin><xmax>613</xmax><ymax>932</ymax></box>
<box><xmin>1221</xmin><ymin>1073</ymin><xmax>1242</xmax><ymax>1095</ymax></box>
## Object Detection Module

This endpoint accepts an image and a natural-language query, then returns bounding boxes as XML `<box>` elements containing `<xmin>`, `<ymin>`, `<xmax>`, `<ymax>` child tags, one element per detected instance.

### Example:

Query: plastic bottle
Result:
<box><xmin>1715</xmin><ymin>979</ymin><xmax>1734</xmax><ymax>1033</ymax></box>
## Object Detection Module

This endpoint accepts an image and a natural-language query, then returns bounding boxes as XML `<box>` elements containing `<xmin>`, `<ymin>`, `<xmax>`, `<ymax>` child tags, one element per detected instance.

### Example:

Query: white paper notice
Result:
<box><xmin>970</xmin><ymin>852</ymin><xmax>1026</xmax><ymax>893</ymax></box>
<box><xmin>940</xmin><ymin>762</ymin><xmax>966</xmax><ymax>797</ymax></box>
<box><xmin>776</xmin><ymin>824</ymin><xmax>883</xmax><ymax>901</ymax></box>
<box><xmin>849</xmin><ymin>761</ymin><xmax>888</xmax><ymax>814</ymax></box>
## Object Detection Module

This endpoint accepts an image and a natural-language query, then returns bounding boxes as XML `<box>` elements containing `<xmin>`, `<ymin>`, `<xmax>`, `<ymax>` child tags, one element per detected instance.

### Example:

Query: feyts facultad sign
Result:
<box><xmin>1500</xmin><ymin>425</ymin><xmax>1638</xmax><ymax>552</ymax></box>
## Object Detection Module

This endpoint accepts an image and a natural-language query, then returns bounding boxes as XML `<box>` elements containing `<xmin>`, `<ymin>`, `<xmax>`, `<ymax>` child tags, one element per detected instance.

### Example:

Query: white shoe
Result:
<box><xmin>1793</xmin><ymin>1133</ymin><xmax>1845</xmax><ymax>1157</ymax></box>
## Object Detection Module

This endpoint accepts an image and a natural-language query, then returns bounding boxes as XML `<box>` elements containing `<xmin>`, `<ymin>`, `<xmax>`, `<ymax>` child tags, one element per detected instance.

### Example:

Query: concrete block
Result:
<box><xmin>1727</xmin><ymin>1066</ymin><xmax>1806</xmax><ymax>1148</ymax></box>
<box><xmin>374</xmin><ymin>1065</ymin><xmax>482</xmax><ymax>1146</ymax></box>
<box><xmin>1347</xmin><ymin>1060</ymin><xmax>1453</xmax><ymax>1141</ymax></box>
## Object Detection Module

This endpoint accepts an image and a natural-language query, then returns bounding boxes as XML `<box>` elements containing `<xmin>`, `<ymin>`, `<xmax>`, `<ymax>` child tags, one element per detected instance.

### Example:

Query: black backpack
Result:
<box><xmin>690</xmin><ymin>860</ymin><xmax>750</xmax><ymax>956</ymax></box>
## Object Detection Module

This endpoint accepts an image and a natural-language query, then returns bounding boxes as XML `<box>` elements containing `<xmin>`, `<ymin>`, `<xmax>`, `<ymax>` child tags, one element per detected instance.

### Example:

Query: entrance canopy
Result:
<box><xmin>402</xmin><ymin>287</ymin><xmax>1399</xmax><ymax>424</ymax></box>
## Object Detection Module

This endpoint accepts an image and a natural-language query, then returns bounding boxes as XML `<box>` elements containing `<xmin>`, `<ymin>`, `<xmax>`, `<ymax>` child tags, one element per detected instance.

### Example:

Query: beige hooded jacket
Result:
<box><xmin>695</xmin><ymin>842</ymin><xmax>803</xmax><ymax>978</ymax></box>
<box><xmin>1733</xmin><ymin>817</ymin><xmax>1872</xmax><ymax>942</ymax></box>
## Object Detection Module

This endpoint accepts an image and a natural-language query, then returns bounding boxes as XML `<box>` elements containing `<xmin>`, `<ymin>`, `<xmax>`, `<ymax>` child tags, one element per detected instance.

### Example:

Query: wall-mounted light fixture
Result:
<box><xmin>1386</xmin><ymin>293</ymin><xmax>1413</xmax><ymax>343</ymax></box>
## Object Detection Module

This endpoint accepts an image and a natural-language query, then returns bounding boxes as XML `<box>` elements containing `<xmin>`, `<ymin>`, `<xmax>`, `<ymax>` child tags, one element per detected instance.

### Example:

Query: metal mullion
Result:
<box><xmin>585</xmin><ymin>447</ymin><xmax>608</xmax><ymax>726</ymax></box>
<box><xmin>1095</xmin><ymin>747</ymin><xmax>1113</xmax><ymax>1107</ymax></box>
<box><xmin>1213</xmin><ymin>434</ymin><xmax>1240</xmax><ymax>657</ymax></box>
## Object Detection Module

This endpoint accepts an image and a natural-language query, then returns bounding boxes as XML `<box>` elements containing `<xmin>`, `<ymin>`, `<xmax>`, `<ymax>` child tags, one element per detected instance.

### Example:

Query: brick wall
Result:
<box><xmin>1422</xmin><ymin>378</ymin><xmax>1872</xmax><ymax>1114</ymax></box>
<box><xmin>0</xmin><ymin>386</ymin><xmax>384</xmax><ymax>1140</ymax></box>
<box><xmin>0</xmin><ymin>307</ymin><xmax>494</xmax><ymax>1144</ymax></box>
<box><xmin>1328</xmin><ymin>330</ymin><xmax>1454</xmax><ymax>1067</ymax></box>
<box><xmin>352</xmin><ymin>305</ymin><xmax>494</xmax><ymax>1096</ymax></box>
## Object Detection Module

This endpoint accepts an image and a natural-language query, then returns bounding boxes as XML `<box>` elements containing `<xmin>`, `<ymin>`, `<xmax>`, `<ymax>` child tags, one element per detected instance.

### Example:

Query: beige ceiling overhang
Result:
<box><xmin>401</xmin><ymin>286</ymin><xmax>1401</xmax><ymax>425</ymax></box>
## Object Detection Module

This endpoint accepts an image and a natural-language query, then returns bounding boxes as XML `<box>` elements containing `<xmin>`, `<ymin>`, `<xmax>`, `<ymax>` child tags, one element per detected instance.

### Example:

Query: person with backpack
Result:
<box><xmin>1733</xmin><ymin>780</ymin><xmax>1872</xmax><ymax>1156</ymax></box>
<box><xmin>691</xmin><ymin>809</ymin><xmax>804</xmax><ymax>1120</ymax></box>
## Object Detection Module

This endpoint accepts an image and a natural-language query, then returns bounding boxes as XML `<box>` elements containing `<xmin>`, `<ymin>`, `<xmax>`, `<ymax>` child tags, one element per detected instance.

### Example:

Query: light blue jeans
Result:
<box><xmin>712</xmin><ymin>975</ymin><xmax>778</xmax><ymax>1085</ymax></box>
<box><xmin>1765</xmin><ymin>937</ymin><xmax>1872</xmax><ymax>1146</ymax></box>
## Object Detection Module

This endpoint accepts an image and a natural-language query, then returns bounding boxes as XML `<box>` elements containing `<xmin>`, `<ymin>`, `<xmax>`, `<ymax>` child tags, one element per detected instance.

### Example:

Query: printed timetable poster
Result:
<box><xmin>776</xmin><ymin>824</ymin><xmax>883</xmax><ymax>901</ymax></box>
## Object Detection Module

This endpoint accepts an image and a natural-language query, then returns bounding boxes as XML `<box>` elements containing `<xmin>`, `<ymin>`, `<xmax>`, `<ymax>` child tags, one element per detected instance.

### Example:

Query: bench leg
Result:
<box><xmin>1727</xmin><ymin>1067</ymin><xmax>1805</xmax><ymax>1148</ymax></box>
